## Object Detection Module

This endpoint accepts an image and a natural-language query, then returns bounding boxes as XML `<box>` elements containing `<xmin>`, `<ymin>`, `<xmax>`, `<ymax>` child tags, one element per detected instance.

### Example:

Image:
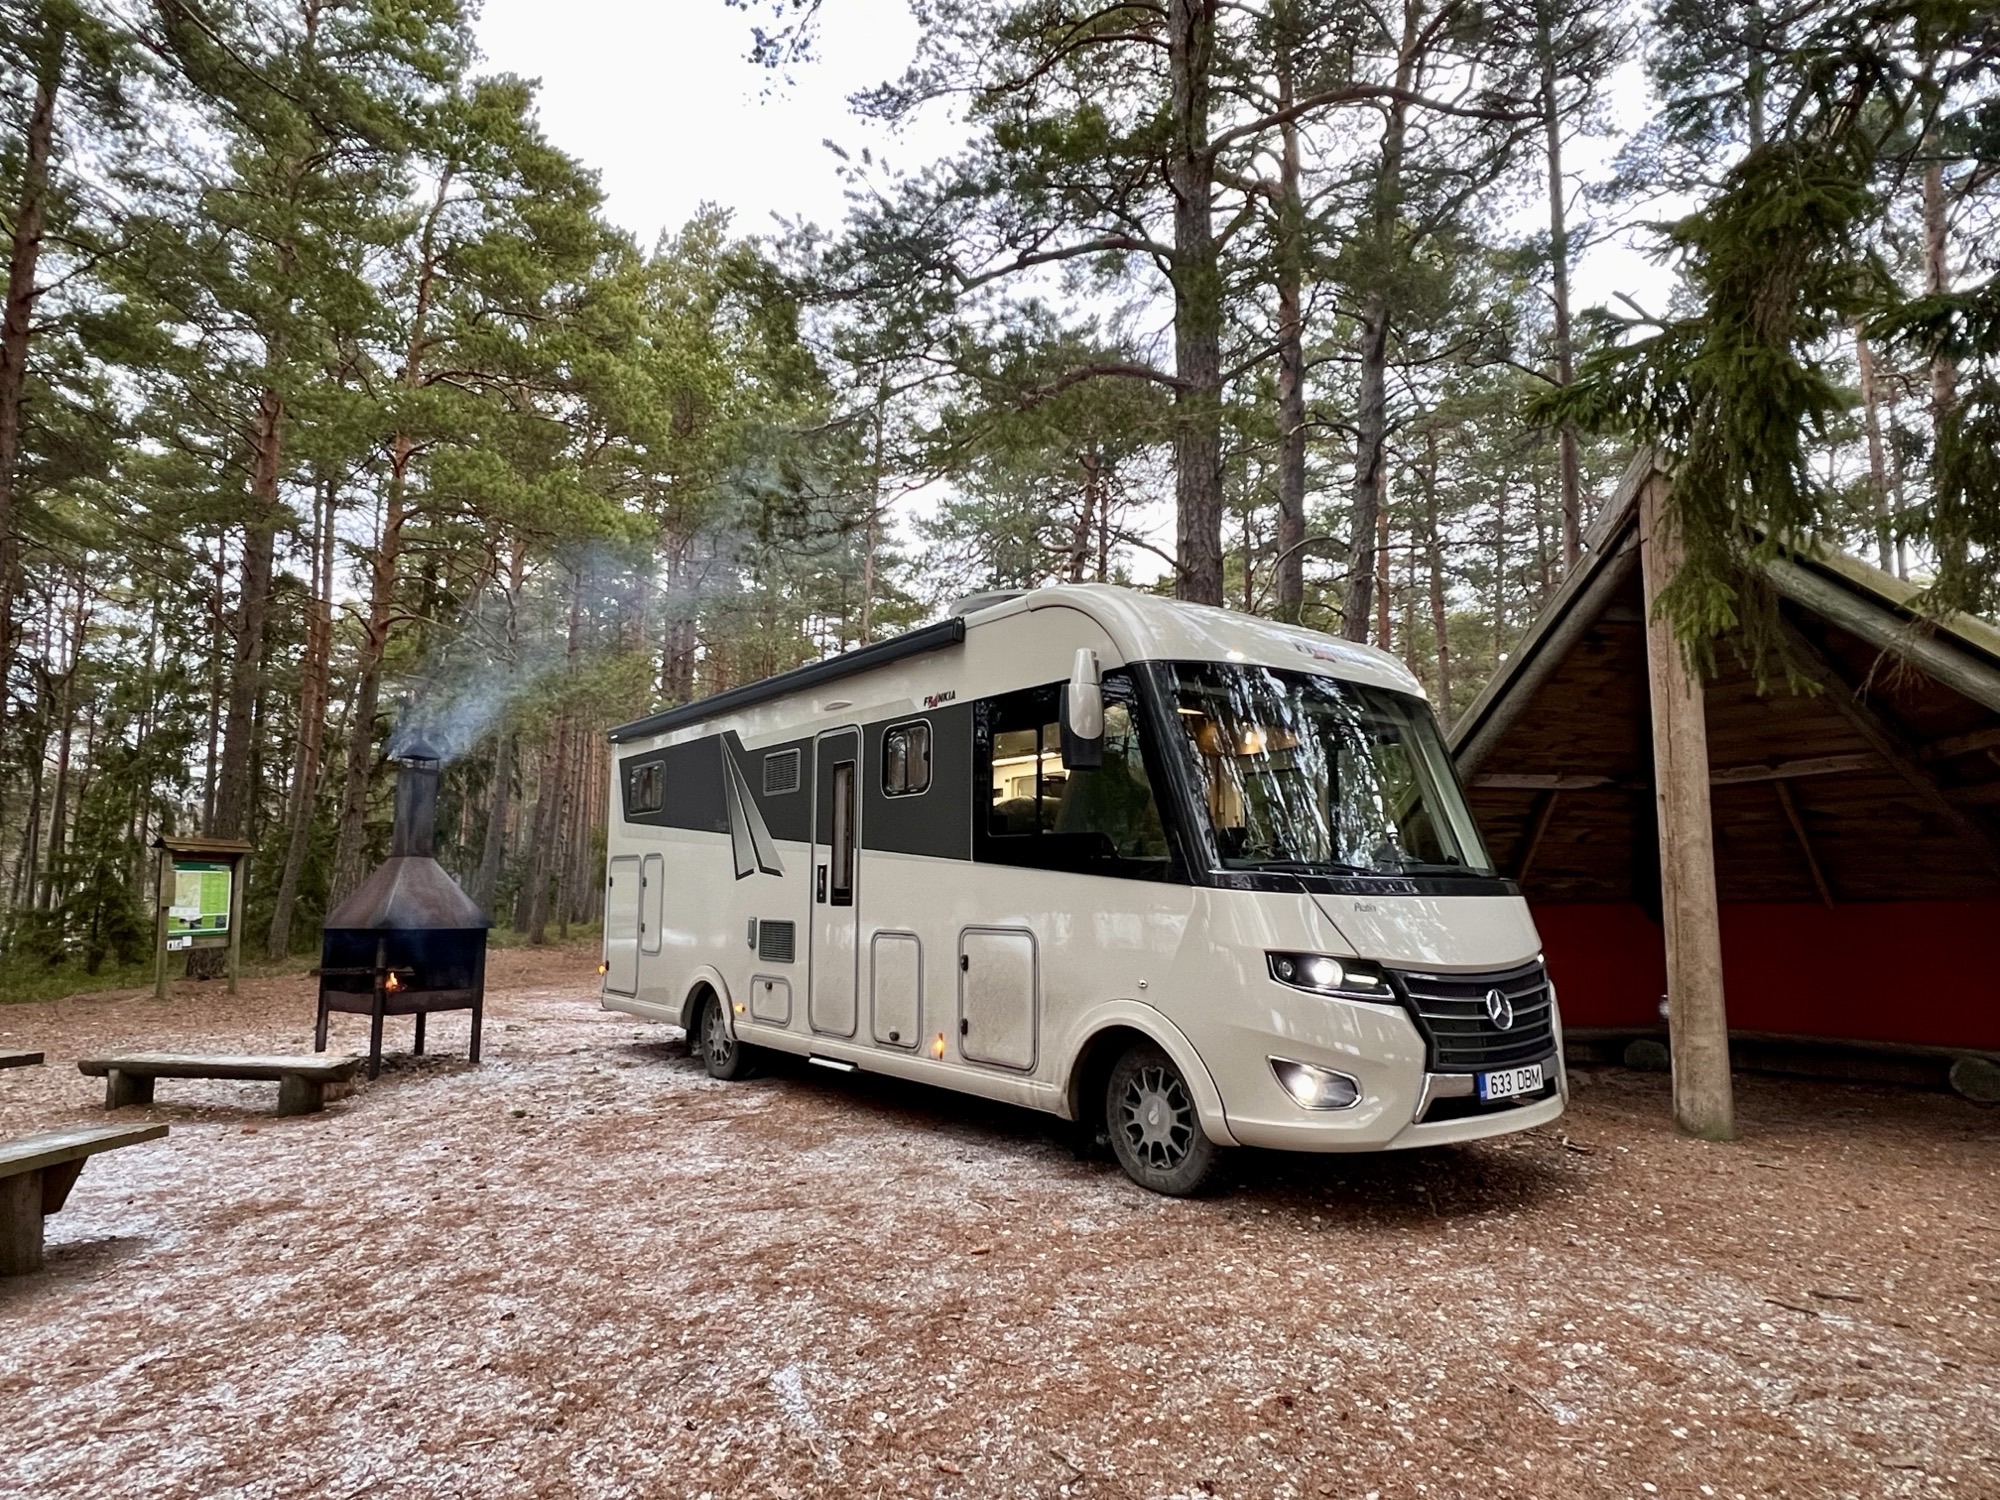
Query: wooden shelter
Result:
<box><xmin>1449</xmin><ymin>456</ymin><xmax>2000</xmax><ymax>1132</ymax></box>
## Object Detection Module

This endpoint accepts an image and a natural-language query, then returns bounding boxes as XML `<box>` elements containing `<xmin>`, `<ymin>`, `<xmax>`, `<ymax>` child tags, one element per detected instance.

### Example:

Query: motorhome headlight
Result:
<box><xmin>1266</xmin><ymin>951</ymin><xmax>1392</xmax><ymax>1000</ymax></box>
<box><xmin>1270</xmin><ymin>1058</ymin><xmax>1361</xmax><ymax>1110</ymax></box>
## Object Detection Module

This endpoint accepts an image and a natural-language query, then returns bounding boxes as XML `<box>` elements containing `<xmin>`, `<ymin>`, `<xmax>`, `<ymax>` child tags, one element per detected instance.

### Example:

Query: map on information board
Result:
<box><xmin>167</xmin><ymin>859</ymin><xmax>232</xmax><ymax>934</ymax></box>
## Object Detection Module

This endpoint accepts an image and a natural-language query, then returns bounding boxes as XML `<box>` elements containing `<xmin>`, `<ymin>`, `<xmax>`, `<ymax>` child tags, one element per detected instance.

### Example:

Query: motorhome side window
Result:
<box><xmin>977</xmin><ymin>676</ymin><xmax>1169</xmax><ymax>874</ymax></box>
<box><xmin>625</xmin><ymin>759</ymin><xmax>665</xmax><ymax>817</ymax></box>
<box><xmin>882</xmin><ymin>721</ymin><xmax>931</xmax><ymax>797</ymax></box>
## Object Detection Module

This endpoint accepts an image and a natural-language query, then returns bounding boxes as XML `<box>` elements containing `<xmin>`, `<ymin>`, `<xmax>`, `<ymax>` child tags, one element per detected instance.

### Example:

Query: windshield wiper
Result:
<box><xmin>1238</xmin><ymin>858</ymin><xmax>1376</xmax><ymax>876</ymax></box>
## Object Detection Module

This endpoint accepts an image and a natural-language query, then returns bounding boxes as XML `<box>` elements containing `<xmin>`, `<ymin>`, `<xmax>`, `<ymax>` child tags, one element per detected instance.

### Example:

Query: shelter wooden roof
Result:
<box><xmin>1448</xmin><ymin>455</ymin><xmax>2000</xmax><ymax>905</ymax></box>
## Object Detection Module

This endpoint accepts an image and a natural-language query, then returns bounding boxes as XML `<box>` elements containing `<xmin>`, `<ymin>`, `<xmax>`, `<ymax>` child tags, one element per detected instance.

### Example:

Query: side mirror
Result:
<box><xmin>1060</xmin><ymin>648</ymin><xmax>1104</xmax><ymax>769</ymax></box>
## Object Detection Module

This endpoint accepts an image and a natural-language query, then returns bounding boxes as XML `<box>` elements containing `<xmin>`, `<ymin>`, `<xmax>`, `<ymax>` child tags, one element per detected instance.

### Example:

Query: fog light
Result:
<box><xmin>1270</xmin><ymin>1058</ymin><xmax>1361</xmax><ymax>1110</ymax></box>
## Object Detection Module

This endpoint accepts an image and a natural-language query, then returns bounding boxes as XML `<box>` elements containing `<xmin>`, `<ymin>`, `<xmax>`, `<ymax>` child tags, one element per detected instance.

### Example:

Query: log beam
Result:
<box><xmin>1922</xmin><ymin>725</ymin><xmax>2000</xmax><ymax>762</ymax></box>
<box><xmin>1638</xmin><ymin>476</ymin><xmax>1733</xmax><ymax>1141</ymax></box>
<box><xmin>1514</xmin><ymin>790</ymin><xmax>1560</xmax><ymax>881</ymax></box>
<box><xmin>1773</xmin><ymin>780</ymin><xmax>1836</xmax><ymax>909</ymax></box>
<box><xmin>1779</xmin><ymin>617</ymin><xmax>2000</xmax><ymax>879</ymax></box>
<box><xmin>1455</xmin><ymin>540</ymin><xmax>1640</xmax><ymax>777</ymax></box>
<box><xmin>1765</xmin><ymin>556</ymin><xmax>2000</xmax><ymax>716</ymax></box>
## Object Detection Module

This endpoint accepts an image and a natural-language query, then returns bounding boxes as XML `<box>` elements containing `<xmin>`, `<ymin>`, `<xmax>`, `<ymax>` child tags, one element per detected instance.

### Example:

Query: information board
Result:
<box><xmin>166</xmin><ymin>858</ymin><xmax>232</xmax><ymax>949</ymax></box>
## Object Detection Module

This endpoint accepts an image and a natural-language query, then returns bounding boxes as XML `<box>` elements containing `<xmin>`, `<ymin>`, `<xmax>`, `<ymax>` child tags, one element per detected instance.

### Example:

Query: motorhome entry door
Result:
<box><xmin>603</xmin><ymin>854</ymin><xmax>640</xmax><ymax>996</ymax></box>
<box><xmin>809</xmin><ymin>727</ymin><xmax>861</xmax><ymax>1036</ymax></box>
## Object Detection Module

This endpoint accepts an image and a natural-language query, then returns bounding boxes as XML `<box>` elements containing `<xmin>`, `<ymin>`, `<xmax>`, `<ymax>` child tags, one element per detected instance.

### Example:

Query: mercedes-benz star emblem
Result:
<box><xmin>1485</xmin><ymin>987</ymin><xmax>1515</xmax><ymax>1030</ymax></box>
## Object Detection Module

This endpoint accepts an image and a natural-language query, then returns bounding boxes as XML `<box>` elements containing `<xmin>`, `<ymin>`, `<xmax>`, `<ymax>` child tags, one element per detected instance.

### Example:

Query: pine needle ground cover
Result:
<box><xmin>0</xmin><ymin>941</ymin><xmax>1993</xmax><ymax>1498</ymax></box>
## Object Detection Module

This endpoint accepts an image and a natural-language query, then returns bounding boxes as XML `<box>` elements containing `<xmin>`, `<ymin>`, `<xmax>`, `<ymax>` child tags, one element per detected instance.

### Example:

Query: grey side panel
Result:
<box><xmin>863</xmin><ymin>702</ymin><xmax>973</xmax><ymax>861</ymax></box>
<box><xmin>620</xmin><ymin>740</ymin><xmax>726</xmax><ymax>832</ymax></box>
<box><xmin>723</xmin><ymin>732</ymin><xmax>813</xmax><ymax>844</ymax></box>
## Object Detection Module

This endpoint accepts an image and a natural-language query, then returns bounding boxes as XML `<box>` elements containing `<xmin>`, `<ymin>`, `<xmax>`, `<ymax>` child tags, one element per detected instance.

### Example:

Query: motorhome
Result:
<box><xmin>599</xmin><ymin>584</ymin><xmax>1564</xmax><ymax>1194</ymax></box>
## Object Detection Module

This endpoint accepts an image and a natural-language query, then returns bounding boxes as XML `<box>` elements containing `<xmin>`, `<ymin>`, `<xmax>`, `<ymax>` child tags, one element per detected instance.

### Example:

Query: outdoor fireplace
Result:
<box><xmin>317</xmin><ymin>740</ymin><xmax>491</xmax><ymax>1078</ymax></box>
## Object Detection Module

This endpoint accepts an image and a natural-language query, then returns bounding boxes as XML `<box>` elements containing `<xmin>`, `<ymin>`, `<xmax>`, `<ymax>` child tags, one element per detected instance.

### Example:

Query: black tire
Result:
<box><xmin>697</xmin><ymin>992</ymin><xmax>756</xmax><ymax>1080</ymax></box>
<box><xmin>1105</xmin><ymin>1042</ymin><xmax>1222</xmax><ymax>1196</ymax></box>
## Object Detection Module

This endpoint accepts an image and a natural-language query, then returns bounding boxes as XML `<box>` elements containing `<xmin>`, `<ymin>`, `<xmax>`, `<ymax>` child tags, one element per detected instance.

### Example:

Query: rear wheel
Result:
<box><xmin>697</xmin><ymin>992</ymin><xmax>755</xmax><ymax>1080</ymax></box>
<box><xmin>1105</xmin><ymin>1042</ymin><xmax>1222</xmax><ymax>1196</ymax></box>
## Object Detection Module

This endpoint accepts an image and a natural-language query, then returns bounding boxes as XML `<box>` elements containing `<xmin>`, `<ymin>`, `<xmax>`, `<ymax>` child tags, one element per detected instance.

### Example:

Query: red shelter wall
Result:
<box><xmin>1535</xmin><ymin>900</ymin><xmax>2000</xmax><ymax>1051</ymax></box>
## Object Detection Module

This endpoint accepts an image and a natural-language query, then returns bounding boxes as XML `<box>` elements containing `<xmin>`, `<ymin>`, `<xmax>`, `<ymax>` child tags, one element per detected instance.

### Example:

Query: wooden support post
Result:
<box><xmin>1637</xmin><ymin>477</ymin><xmax>1734</xmax><ymax>1141</ymax></box>
<box><xmin>153</xmin><ymin>845</ymin><xmax>172</xmax><ymax>1001</ymax></box>
<box><xmin>1773</xmin><ymin>781</ymin><xmax>1835</xmax><ymax>909</ymax></box>
<box><xmin>104</xmin><ymin>1069</ymin><xmax>154</xmax><ymax>1110</ymax></box>
<box><xmin>275</xmin><ymin>1074</ymin><xmax>323</xmax><ymax>1117</ymax></box>
<box><xmin>226</xmin><ymin>851</ymin><xmax>245</xmax><ymax>996</ymax></box>
<box><xmin>0</xmin><ymin>1171</ymin><xmax>43</xmax><ymax>1275</ymax></box>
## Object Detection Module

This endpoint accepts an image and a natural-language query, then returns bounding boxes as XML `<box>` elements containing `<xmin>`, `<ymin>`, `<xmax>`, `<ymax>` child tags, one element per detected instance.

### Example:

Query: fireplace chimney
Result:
<box><xmin>317</xmin><ymin>737</ymin><xmax>491</xmax><ymax>1078</ymax></box>
<box><xmin>390</xmin><ymin>737</ymin><xmax>442</xmax><ymax>857</ymax></box>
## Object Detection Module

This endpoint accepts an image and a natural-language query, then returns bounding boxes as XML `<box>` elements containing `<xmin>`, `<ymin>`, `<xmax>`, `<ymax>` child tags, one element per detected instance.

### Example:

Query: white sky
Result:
<box><xmin>474</xmin><ymin>0</ymin><xmax>936</xmax><ymax>248</ymax></box>
<box><xmin>473</xmin><ymin>1</ymin><xmax>1682</xmax><ymax>583</ymax></box>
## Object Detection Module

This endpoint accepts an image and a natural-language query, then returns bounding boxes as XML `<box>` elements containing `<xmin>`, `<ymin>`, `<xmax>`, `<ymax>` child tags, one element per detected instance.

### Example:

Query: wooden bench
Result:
<box><xmin>77</xmin><ymin>1053</ymin><xmax>362</xmax><ymax>1117</ymax></box>
<box><xmin>1</xmin><ymin>1123</ymin><xmax>169</xmax><ymax>1274</ymax></box>
<box><xmin>0</xmin><ymin>1050</ymin><xmax>43</xmax><ymax>1070</ymax></box>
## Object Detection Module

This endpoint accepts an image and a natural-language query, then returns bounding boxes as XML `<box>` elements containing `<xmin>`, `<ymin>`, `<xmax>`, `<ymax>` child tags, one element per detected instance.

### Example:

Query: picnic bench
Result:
<box><xmin>78</xmin><ymin>1053</ymin><xmax>362</xmax><ymax>1117</ymax></box>
<box><xmin>1</xmin><ymin>1123</ymin><xmax>169</xmax><ymax>1274</ymax></box>
<box><xmin>0</xmin><ymin>1050</ymin><xmax>43</xmax><ymax>1070</ymax></box>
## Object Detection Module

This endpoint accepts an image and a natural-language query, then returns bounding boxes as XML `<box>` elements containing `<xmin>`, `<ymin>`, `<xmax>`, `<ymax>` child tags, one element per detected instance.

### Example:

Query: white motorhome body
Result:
<box><xmin>600</xmin><ymin>585</ymin><xmax>1563</xmax><ymax>1192</ymax></box>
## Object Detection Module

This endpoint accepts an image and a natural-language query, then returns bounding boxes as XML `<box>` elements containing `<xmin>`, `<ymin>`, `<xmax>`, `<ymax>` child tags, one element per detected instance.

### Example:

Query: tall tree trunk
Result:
<box><xmin>662</xmin><ymin>530</ymin><xmax>698</xmax><ymax>703</ymax></box>
<box><xmin>471</xmin><ymin>540</ymin><xmax>527</xmax><ymax>913</ymax></box>
<box><xmin>524</xmin><ymin>579</ymin><xmax>583</xmax><ymax>942</ymax></box>
<box><xmin>1853</xmin><ymin>325</ymin><xmax>1894</xmax><ymax>573</ymax></box>
<box><xmin>329</xmin><ymin>472</ymin><xmax>407</xmax><ymax>902</ymax></box>
<box><xmin>473</xmin><ymin>732</ymin><xmax>514</xmax><ymax>913</ymax></box>
<box><xmin>1272</xmin><ymin>11</ymin><xmax>1308</xmax><ymax>621</ymax></box>
<box><xmin>523</xmin><ymin>715</ymin><xmax>570</xmax><ymax>944</ymax></box>
<box><xmin>40</xmin><ymin>590</ymin><xmax>82</xmax><ymax>910</ymax></box>
<box><xmin>212</xmin><ymin>382</ymin><xmax>284</xmax><ymax>842</ymax></box>
<box><xmin>202</xmin><ymin>536</ymin><xmax>225</xmax><ymax>828</ymax></box>
<box><xmin>1743</xmin><ymin>0</ymin><xmax>1767</xmax><ymax>150</ymax></box>
<box><xmin>329</xmin><ymin>173</ymin><xmax>450</xmax><ymax>902</ymax></box>
<box><xmin>1342</xmin><ymin>0</ymin><xmax>1418</xmax><ymax>640</ymax></box>
<box><xmin>1539</xmin><ymin>0</ymin><xmax>1583</xmax><ymax>569</ymax></box>
<box><xmin>1423</xmin><ymin>432</ymin><xmax>1453</xmax><ymax>720</ymax></box>
<box><xmin>1069</xmin><ymin>447</ymin><xmax>1101</xmax><ymax>583</ymax></box>
<box><xmin>858</xmin><ymin>402</ymin><xmax>885</xmax><ymax>641</ymax></box>
<box><xmin>266</xmin><ymin>475</ymin><xmax>336</xmax><ymax>956</ymax></box>
<box><xmin>1374</xmin><ymin>497</ymin><xmax>1392</xmax><ymax>650</ymax></box>
<box><xmin>1923</xmin><ymin>158</ymin><xmax>1955</xmax><ymax>422</ymax></box>
<box><xmin>1097</xmin><ymin>465</ymin><xmax>1112</xmax><ymax>581</ymax></box>
<box><xmin>1167</xmin><ymin>0</ymin><xmax>1225</xmax><ymax>606</ymax></box>
<box><xmin>0</xmin><ymin>13</ymin><xmax>64</xmax><ymax>695</ymax></box>
<box><xmin>1492</xmin><ymin>469</ymin><xmax>1510</xmax><ymax>663</ymax></box>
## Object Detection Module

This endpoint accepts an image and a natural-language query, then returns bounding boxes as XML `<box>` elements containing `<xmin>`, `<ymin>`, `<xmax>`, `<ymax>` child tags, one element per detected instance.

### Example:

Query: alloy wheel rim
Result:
<box><xmin>706</xmin><ymin>1005</ymin><xmax>732</xmax><ymax>1069</ymax></box>
<box><xmin>1118</xmin><ymin>1064</ymin><xmax>1194</xmax><ymax>1170</ymax></box>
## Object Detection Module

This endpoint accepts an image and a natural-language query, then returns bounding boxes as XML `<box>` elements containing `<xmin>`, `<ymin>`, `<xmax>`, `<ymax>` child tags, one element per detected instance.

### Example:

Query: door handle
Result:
<box><xmin>816</xmin><ymin>865</ymin><xmax>827</xmax><ymax>903</ymax></box>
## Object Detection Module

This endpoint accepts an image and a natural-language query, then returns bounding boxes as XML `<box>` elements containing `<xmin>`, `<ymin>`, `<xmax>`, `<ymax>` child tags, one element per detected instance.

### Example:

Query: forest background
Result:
<box><xmin>0</xmin><ymin>0</ymin><xmax>1992</xmax><ymax>987</ymax></box>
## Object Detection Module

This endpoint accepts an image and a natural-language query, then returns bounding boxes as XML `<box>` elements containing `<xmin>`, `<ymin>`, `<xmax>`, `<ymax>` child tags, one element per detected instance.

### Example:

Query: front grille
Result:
<box><xmin>1394</xmin><ymin>959</ymin><xmax>1556</xmax><ymax>1073</ymax></box>
<box><xmin>757</xmin><ymin>919</ymin><xmax>796</xmax><ymax>964</ymax></box>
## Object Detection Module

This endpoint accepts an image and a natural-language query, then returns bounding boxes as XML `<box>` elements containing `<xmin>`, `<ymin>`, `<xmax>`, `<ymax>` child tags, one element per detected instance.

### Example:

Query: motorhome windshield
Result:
<box><xmin>1165</xmin><ymin>661</ymin><xmax>1495</xmax><ymax>878</ymax></box>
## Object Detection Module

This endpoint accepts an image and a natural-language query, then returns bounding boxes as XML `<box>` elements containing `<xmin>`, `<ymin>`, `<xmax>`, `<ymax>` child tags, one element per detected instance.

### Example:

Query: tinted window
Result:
<box><xmin>882</xmin><ymin>721</ymin><xmax>932</xmax><ymax>797</ymax></box>
<box><xmin>626</xmin><ymin>759</ymin><xmax>665</xmax><ymax>816</ymax></box>
<box><xmin>975</xmin><ymin>677</ymin><xmax>1169</xmax><ymax>877</ymax></box>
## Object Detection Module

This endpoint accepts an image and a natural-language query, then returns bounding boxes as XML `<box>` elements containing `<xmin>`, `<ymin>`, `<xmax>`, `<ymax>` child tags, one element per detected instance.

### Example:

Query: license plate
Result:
<box><xmin>1478</xmin><ymin>1062</ymin><xmax>1545</xmax><ymax>1101</ymax></box>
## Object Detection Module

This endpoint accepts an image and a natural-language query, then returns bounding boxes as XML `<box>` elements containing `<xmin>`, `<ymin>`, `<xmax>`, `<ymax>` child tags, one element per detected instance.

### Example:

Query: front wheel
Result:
<box><xmin>1105</xmin><ymin>1043</ymin><xmax>1222</xmax><ymax>1196</ymax></box>
<box><xmin>697</xmin><ymin>992</ymin><xmax>756</xmax><ymax>1080</ymax></box>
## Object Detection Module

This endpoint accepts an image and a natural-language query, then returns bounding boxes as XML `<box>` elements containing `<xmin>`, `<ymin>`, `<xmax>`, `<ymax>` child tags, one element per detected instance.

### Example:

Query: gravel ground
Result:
<box><xmin>1</xmin><ymin>944</ymin><xmax>1996</xmax><ymax>1500</ymax></box>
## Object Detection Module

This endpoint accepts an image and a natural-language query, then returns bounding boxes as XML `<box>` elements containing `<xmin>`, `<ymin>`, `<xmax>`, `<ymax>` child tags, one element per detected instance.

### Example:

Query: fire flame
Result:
<box><xmin>385</xmin><ymin>971</ymin><xmax>404</xmax><ymax>993</ymax></box>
